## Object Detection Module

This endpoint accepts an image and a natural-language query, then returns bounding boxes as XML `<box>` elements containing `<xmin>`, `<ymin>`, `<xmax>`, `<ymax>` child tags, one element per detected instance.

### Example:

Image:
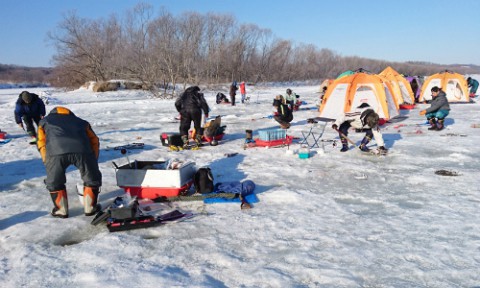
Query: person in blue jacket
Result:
<box><xmin>14</xmin><ymin>91</ymin><xmax>46</xmax><ymax>141</ymax></box>
<box><xmin>467</xmin><ymin>77</ymin><xmax>479</xmax><ymax>97</ymax></box>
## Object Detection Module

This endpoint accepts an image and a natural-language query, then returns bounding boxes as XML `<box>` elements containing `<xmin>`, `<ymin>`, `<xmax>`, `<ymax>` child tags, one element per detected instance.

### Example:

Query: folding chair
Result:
<box><xmin>299</xmin><ymin>121</ymin><xmax>327</xmax><ymax>148</ymax></box>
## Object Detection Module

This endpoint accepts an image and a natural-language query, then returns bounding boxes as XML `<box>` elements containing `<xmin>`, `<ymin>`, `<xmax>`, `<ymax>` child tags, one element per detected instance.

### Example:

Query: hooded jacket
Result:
<box><xmin>14</xmin><ymin>92</ymin><xmax>46</xmax><ymax>123</ymax></box>
<box><xmin>175</xmin><ymin>86</ymin><xmax>209</xmax><ymax>115</ymax></box>
<box><xmin>37</xmin><ymin>107</ymin><xmax>99</xmax><ymax>162</ymax></box>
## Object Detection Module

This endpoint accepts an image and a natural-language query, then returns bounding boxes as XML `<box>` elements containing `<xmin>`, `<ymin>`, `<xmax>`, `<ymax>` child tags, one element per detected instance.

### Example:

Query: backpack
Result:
<box><xmin>193</xmin><ymin>167</ymin><xmax>214</xmax><ymax>194</ymax></box>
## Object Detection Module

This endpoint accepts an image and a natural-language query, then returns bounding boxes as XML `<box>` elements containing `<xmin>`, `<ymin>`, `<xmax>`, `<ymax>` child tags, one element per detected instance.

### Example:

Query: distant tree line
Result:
<box><xmin>39</xmin><ymin>3</ymin><xmax>478</xmax><ymax>95</ymax></box>
<box><xmin>0</xmin><ymin>64</ymin><xmax>52</xmax><ymax>85</ymax></box>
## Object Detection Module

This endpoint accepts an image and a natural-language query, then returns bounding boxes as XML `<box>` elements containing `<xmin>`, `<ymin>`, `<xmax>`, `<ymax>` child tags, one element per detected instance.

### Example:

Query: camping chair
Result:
<box><xmin>299</xmin><ymin>120</ymin><xmax>327</xmax><ymax>149</ymax></box>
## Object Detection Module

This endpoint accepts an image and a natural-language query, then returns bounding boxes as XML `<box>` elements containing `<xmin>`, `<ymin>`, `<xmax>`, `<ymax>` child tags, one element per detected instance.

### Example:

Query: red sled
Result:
<box><xmin>254</xmin><ymin>135</ymin><xmax>294</xmax><ymax>147</ymax></box>
<box><xmin>399</xmin><ymin>104</ymin><xmax>416</xmax><ymax>110</ymax></box>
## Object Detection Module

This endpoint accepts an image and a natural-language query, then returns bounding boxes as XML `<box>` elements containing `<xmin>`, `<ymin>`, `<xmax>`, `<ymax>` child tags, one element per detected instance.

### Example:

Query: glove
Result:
<box><xmin>332</xmin><ymin>124</ymin><xmax>338</xmax><ymax>130</ymax></box>
<box><xmin>205</xmin><ymin>114</ymin><xmax>209</xmax><ymax>118</ymax></box>
<box><xmin>419</xmin><ymin>110</ymin><xmax>426</xmax><ymax>116</ymax></box>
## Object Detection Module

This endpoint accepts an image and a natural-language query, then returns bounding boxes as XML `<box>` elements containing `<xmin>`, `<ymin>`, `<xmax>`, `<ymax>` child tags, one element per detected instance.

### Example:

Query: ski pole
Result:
<box><xmin>334</xmin><ymin>128</ymin><xmax>359</xmax><ymax>148</ymax></box>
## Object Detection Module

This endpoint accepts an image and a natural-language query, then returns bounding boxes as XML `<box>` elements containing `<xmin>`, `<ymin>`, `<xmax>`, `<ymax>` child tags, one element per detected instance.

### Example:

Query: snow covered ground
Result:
<box><xmin>0</xmin><ymin>78</ymin><xmax>479</xmax><ymax>287</ymax></box>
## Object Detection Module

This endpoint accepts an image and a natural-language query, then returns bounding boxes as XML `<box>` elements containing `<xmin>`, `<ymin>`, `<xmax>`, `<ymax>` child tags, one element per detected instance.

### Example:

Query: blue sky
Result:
<box><xmin>1</xmin><ymin>0</ymin><xmax>479</xmax><ymax>67</ymax></box>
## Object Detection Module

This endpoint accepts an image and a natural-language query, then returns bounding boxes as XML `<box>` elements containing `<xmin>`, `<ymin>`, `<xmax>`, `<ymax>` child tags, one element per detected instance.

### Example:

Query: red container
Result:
<box><xmin>0</xmin><ymin>132</ymin><xmax>6</xmax><ymax>139</ymax></box>
<box><xmin>203</xmin><ymin>133</ymin><xmax>224</xmax><ymax>143</ymax></box>
<box><xmin>121</xmin><ymin>180</ymin><xmax>193</xmax><ymax>198</ymax></box>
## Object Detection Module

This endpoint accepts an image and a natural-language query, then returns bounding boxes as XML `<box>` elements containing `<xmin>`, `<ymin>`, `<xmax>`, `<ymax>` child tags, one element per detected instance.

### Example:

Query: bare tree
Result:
<box><xmin>48</xmin><ymin>11</ymin><xmax>122</xmax><ymax>87</ymax></box>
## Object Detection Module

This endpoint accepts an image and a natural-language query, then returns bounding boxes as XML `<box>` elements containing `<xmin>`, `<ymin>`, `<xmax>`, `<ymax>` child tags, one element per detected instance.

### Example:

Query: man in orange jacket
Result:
<box><xmin>37</xmin><ymin>107</ymin><xmax>102</xmax><ymax>218</ymax></box>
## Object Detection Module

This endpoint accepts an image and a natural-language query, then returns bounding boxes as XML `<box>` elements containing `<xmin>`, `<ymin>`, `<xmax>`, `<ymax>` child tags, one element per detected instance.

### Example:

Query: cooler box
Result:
<box><xmin>0</xmin><ymin>132</ymin><xmax>6</xmax><ymax>139</ymax></box>
<box><xmin>255</xmin><ymin>128</ymin><xmax>292</xmax><ymax>147</ymax></box>
<box><xmin>160</xmin><ymin>133</ymin><xmax>183</xmax><ymax>147</ymax></box>
<box><xmin>116</xmin><ymin>160</ymin><xmax>197</xmax><ymax>198</ymax></box>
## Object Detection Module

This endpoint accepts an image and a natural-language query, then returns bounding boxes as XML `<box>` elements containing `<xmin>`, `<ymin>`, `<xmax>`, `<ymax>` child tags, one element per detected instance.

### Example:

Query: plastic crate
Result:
<box><xmin>257</xmin><ymin>128</ymin><xmax>287</xmax><ymax>141</ymax></box>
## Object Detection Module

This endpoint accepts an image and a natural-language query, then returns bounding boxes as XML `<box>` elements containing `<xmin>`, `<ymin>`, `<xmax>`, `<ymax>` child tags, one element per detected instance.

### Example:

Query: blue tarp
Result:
<box><xmin>203</xmin><ymin>180</ymin><xmax>259</xmax><ymax>204</ymax></box>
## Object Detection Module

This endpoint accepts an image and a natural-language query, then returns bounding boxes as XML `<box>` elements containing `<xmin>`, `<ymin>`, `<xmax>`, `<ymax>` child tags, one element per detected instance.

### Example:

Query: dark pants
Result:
<box><xmin>274</xmin><ymin>114</ymin><xmax>293</xmax><ymax>127</ymax></box>
<box><xmin>179</xmin><ymin>109</ymin><xmax>203</xmax><ymax>137</ymax></box>
<box><xmin>45</xmin><ymin>153</ymin><xmax>102</xmax><ymax>192</ymax></box>
<box><xmin>230</xmin><ymin>94</ymin><xmax>236</xmax><ymax>106</ymax></box>
<box><xmin>339</xmin><ymin>122</ymin><xmax>373</xmax><ymax>139</ymax></box>
<box><xmin>22</xmin><ymin>115</ymin><xmax>42</xmax><ymax>137</ymax></box>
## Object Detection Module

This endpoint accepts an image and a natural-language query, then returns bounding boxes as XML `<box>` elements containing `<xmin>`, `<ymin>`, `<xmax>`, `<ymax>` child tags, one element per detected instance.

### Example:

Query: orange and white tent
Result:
<box><xmin>379</xmin><ymin>66</ymin><xmax>415</xmax><ymax>105</ymax></box>
<box><xmin>419</xmin><ymin>71</ymin><xmax>470</xmax><ymax>102</ymax></box>
<box><xmin>319</xmin><ymin>72</ymin><xmax>399</xmax><ymax>121</ymax></box>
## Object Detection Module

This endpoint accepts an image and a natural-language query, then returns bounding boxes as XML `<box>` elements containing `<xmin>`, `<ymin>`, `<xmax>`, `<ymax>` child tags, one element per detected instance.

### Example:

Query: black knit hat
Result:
<box><xmin>20</xmin><ymin>91</ymin><xmax>32</xmax><ymax>103</ymax></box>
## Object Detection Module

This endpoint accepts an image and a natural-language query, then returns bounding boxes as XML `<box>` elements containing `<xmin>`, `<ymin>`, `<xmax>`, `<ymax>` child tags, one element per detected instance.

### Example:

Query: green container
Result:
<box><xmin>298</xmin><ymin>152</ymin><xmax>310</xmax><ymax>159</ymax></box>
<box><xmin>298</xmin><ymin>146</ymin><xmax>310</xmax><ymax>159</ymax></box>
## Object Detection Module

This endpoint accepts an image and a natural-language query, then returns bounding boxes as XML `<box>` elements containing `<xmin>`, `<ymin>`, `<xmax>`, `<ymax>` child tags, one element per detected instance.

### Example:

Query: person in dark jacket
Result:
<box><xmin>272</xmin><ymin>98</ymin><xmax>293</xmax><ymax>129</ymax></box>
<box><xmin>419</xmin><ymin>86</ymin><xmax>450</xmax><ymax>131</ymax></box>
<box><xmin>229</xmin><ymin>81</ymin><xmax>238</xmax><ymax>106</ymax></box>
<box><xmin>467</xmin><ymin>77</ymin><xmax>479</xmax><ymax>97</ymax></box>
<box><xmin>332</xmin><ymin>103</ymin><xmax>387</xmax><ymax>153</ymax></box>
<box><xmin>14</xmin><ymin>91</ymin><xmax>46</xmax><ymax>142</ymax></box>
<box><xmin>37</xmin><ymin>107</ymin><xmax>102</xmax><ymax>218</ymax></box>
<box><xmin>175</xmin><ymin>86</ymin><xmax>210</xmax><ymax>148</ymax></box>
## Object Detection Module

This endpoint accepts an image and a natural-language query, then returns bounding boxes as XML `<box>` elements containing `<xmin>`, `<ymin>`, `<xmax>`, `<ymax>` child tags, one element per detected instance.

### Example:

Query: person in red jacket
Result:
<box><xmin>239</xmin><ymin>81</ymin><xmax>247</xmax><ymax>104</ymax></box>
<box><xmin>37</xmin><ymin>106</ymin><xmax>102</xmax><ymax>218</ymax></box>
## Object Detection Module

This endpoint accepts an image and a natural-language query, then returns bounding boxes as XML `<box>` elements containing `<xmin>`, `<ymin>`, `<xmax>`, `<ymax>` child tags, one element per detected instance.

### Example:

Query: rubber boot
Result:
<box><xmin>50</xmin><ymin>190</ymin><xmax>68</xmax><ymax>218</ymax></box>
<box><xmin>193</xmin><ymin>134</ymin><xmax>203</xmax><ymax>147</ymax></box>
<box><xmin>436</xmin><ymin>119</ymin><xmax>444</xmax><ymax>131</ymax></box>
<box><xmin>428</xmin><ymin>118</ymin><xmax>438</xmax><ymax>131</ymax></box>
<box><xmin>340</xmin><ymin>137</ymin><xmax>349</xmax><ymax>152</ymax></box>
<box><xmin>83</xmin><ymin>186</ymin><xmax>100</xmax><ymax>216</ymax></box>
<box><xmin>181</xmin><ymin>135</ymin><xmax>189</xmax><ymax>149</ymax></box>
<box><xmin>359</xmin><ymin>136</ymin><xmax>371</xmax><ymax>152</ymax></box>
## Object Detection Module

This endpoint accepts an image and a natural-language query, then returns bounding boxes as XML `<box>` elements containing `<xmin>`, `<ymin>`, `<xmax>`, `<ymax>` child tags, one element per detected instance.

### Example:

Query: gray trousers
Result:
<box><xmin>45</xmin><ymin>153</ymin><xmax>102</xmax><ymax>192</ymax></box>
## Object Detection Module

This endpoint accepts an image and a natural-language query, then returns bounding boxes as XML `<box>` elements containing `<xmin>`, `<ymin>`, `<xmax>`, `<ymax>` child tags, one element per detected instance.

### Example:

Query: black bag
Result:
<box><xmin>193</xmin><ymin>167</ymin><xmax>214</xmax><ymax>194</ymax></box>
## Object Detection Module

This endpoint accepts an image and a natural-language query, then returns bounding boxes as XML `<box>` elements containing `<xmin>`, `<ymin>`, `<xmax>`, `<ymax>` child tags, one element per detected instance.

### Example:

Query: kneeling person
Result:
<box><xmin>37</xmin><ymin>107</ymin><xmax>102</xmax><ymax>218</ymax></box>
<box><xmin>332</xmin><ymin>103</ymin><xmax>387</xmax><ymax>153</ymax></box>
<box><xmin>419</xmin><ymin>86</ymin><xmax>450</xmax><ymax>131</ymax></box>
<box><xmin>272</xmin><ymin>98</ymin><xmax>293</xmax><ymax>129</ymax></box>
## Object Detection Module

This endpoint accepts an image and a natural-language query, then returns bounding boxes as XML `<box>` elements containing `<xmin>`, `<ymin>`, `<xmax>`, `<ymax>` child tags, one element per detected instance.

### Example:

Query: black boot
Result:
<box><xmin>428</xmin><ymin>118</ymin><xmax>438</xmax><ymax>131</ymax></box>
<box><xmin>436</xmin><ymin>119</ymin><xmax>444</xmax><ymax>131</ymax></box>
<box><xmin>181</xmin><ymin>135</ymin><xmax>189</xmax><ymax>149</ymax></box>
<box><xmin>340</xmin><ymin>137</ymin><xmax>348</xmax><ymax>152</ymax></box>
<box><xmin>50</xmin><ymin>190</ymin><xmax>68</xmax><ymax>218</ymax></box>
<box><xmin>194</xmin><ymin>134</ymin><xmax>203</xmax><ymax>147</ymax></box>
<box><xmin>359</xmin><ymin>136</ymin><xmax>371</xmax><ymax>152</ymax></box>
